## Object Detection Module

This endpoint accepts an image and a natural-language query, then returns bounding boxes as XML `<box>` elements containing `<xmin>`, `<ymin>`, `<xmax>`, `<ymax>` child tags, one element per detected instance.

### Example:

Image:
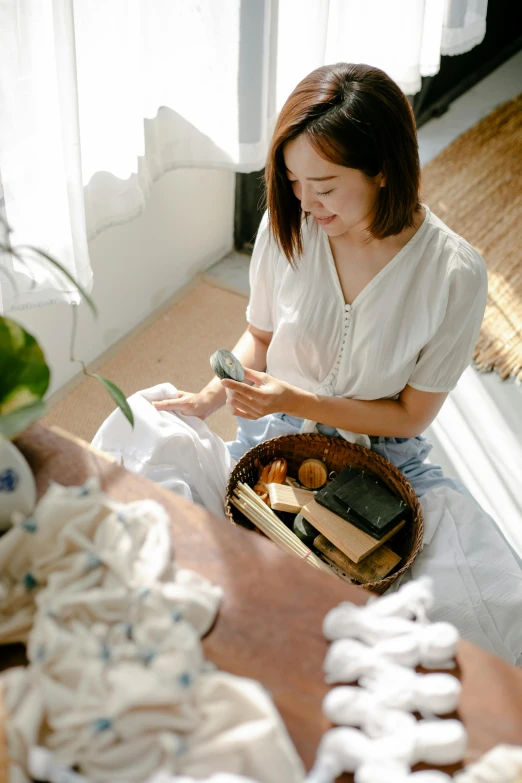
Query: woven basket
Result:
<box><xmin>225</xmin><ymin>433</ymin><xmax>424</xmax><ymax>595</ymax></box>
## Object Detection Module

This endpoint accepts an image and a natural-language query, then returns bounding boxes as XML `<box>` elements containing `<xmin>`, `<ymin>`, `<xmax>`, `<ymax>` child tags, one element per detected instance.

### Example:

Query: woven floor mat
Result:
<box><xmin>422</xmin><ymin>93</ymin><xmax>522</xmax><ymax>384</ymax></box>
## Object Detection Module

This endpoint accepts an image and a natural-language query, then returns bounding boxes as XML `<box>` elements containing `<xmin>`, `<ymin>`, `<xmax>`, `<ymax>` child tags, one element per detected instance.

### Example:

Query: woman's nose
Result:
<box><xmin>299</xmin><ymin>185</ymin><xmax>320</xmax><ymax>213</ymax></box>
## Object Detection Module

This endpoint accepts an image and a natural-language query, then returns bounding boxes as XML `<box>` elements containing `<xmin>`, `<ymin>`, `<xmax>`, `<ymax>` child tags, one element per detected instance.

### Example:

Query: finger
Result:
<box><xmin>228</xmin><ymin>385</ymin><xmax>262</xmax><ymax>403</ymax></box>
<box><xmin>228</xmin><ymin>398</ymin><xmax>261</xmax><ymax>418</ymax></box>
<box><xmin>152</xmin><ymin>394</ymin><xmax>184</xmax><ymax>410</ymax></box>
<box><xmin>230</xmin><ymin>406</ymin><xmax>258</xmax><ymax>420</ymax></box>
<box><xmin>242</xmin><ymin>367</ymin><xmax>266</xmax><ymax>385</ymax></box>
<box><xmin>228</xmin><ymin>389</ymin><xmax>264</xmax><ymax>415</ymax></box>
<box><xmin>220</xmin><ymin>378</ymin><xmax>245</xmax><ymax>392</ymax></box>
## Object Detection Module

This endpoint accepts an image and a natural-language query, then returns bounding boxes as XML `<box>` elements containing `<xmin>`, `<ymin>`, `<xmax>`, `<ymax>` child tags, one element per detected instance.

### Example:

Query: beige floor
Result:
<box><xmin>42</xmin><ymin>281</ymin><xmax>247</xmax><ymax>444</ymax></box>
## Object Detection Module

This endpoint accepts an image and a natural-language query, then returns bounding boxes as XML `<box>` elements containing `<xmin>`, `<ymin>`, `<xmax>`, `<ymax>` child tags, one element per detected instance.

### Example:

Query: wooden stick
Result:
<box><xmin>231</xmin><ymin>496</ymin><xmax>305</xmax><ymax>560</ymax></box>
<box><xmin>233</xmin><ymin>491</ymin><xmax>306</xmax><ymax>557</ymax></box>
<box><xmin>231</xmin><ymin>485</ymin><xmax>335</xmax><ymax>576</ymax></box>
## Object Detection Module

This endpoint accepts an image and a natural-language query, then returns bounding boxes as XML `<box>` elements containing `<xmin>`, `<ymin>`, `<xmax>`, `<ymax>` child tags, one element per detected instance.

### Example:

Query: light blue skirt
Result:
<box><xmin>227</xmin><ymin>412</ymin><xmax>475</xmax><ymax>502</ymax></box>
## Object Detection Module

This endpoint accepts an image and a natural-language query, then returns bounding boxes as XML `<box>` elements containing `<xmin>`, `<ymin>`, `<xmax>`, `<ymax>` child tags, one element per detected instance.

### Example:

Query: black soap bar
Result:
<box><xmin>314</xmin><ymin>465</ymin><xmax>361</xmax><ymax>523</ymax></box>
<box><xmin>315</xmin><ymin>467</ymin><xmax>409</xmax><ymax>539</ymax></box>
<box><xmin>334</xmin><ymin>474</ymin><xmax>407</xmax><ymax>536</ymax></box>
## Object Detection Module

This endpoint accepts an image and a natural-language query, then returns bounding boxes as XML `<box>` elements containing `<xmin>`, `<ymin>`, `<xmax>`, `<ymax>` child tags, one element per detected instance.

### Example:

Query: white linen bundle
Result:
<box><xmin>0</xmin><ymin>480</ymin><xmax>304</xmax><ymax>783</ymax></box>
<box><xmin>306</xmin><ymin>577</ymin><xmax>464</xmax><ymax>783</ymax></box>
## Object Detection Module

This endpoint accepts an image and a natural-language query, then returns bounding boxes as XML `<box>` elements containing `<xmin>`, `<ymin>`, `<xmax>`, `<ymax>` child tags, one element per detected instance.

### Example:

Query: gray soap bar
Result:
<box><xmin>210</xmin><ymin>349</ymin><xmax>245</xmax><ymax>382</ymax></box>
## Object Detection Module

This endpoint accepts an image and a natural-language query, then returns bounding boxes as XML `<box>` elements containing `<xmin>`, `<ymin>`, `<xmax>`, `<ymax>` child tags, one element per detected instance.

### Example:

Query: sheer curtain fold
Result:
<box><xmin>0</xmin><ymin>0</ymin><xmax>91</xmax><ymax>311</ymax></box>
<box><xmin>0</xmin><ymin>0</ymin><xmax>488</xmax><ymax>311</ymax></box>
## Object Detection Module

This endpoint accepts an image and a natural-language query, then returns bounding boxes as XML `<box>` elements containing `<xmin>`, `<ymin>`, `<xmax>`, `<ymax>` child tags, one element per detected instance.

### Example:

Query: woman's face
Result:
<box><xmin>283</xmin><ymin>134</ymin><xmax>384</xmax><ymax>239</ymax></box>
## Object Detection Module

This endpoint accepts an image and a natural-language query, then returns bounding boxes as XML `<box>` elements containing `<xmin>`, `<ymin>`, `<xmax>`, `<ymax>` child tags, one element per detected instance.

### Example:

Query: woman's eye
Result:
<box><xmin>315</xmin><ymin>189</ymin><xmax>333</xmax><ymax>197</ymax></box>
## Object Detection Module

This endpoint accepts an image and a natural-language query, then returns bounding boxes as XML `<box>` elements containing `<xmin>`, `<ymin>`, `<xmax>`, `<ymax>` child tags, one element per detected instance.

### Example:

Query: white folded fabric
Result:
<box><xmin>29</xmin><ymin>747</ymin><xmax>262</xmax><ymax>783</ymax></box>
<box><xmin>92</xmin><ymin>384</ymin><xmax>236</xmax><ymax>521</ymax></box>
<box><xmin>0</xmin><ymin>481</ymin><xmax>304</xmax><ymax>783</ymax></box>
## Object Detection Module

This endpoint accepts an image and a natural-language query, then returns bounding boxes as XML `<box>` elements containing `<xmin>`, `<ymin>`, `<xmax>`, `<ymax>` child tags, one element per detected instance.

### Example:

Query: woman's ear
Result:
<box><xmin>379</xmin><ymin>173</ymin><xmax>386</xmax><ymax>188</ymax></box>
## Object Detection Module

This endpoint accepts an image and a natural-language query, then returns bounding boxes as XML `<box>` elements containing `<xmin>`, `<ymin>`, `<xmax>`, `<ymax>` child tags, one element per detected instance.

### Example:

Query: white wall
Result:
<box><xmin>14</xmin><ymin>167</ymin><xmax>235</xmax><ymax>395</ymax></box>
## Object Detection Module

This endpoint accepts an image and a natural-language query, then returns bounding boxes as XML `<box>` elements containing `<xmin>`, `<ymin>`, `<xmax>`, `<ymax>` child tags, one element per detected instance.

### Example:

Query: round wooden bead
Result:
<box><xmin>298</xmin><ymin>458</ymin><xmax>328</xmax><ymax>489</ymax></box>
<box><xmin>209</xmin><ymin>348</ymin><xmax>245</xmax><ymax>382</ymax></box>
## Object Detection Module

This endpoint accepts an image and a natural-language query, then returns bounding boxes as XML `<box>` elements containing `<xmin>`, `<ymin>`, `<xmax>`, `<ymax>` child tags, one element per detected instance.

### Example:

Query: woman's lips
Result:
<box><xmin>314</xmin><ymin>215</ymin><xmax>336</xmax><ymax>225</ymax></box>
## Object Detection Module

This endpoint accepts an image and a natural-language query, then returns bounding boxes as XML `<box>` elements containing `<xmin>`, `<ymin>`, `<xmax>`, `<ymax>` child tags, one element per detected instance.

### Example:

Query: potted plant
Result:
<box><xmin>0</xmin><ymin>216</ymin><xmax>134</xmax><ymax>528</ymax></box>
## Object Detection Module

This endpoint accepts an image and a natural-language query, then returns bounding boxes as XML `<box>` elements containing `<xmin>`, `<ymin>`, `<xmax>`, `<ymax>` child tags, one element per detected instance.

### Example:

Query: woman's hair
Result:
<box><xmin>265</xmin><ymin>63</ymin><xmax>421</xmax><ymax>263</ymax></box>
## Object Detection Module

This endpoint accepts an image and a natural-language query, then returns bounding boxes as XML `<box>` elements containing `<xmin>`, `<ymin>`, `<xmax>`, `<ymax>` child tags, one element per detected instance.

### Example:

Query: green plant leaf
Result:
<box><xmin>91</xmin><ymin>374</ymin><xmax>134</xmax><ymax>427</ymax></box>
<box><xmin>0</xmin><ymin>317</ymin><xmax>50</xmax><ymax>409</ymax></box>
<box><xmin>0</xmin><ymin>401</ymin><xmax>46</xmax><ymax>439</ymax></box>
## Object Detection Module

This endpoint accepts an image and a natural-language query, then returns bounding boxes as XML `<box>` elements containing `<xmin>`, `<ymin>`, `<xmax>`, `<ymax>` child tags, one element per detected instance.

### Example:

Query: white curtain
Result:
<box><xmin>0</xmin><ymin>0</ymin><xmax>91</xmax><ymax>312</ymax></box>
<box><xmin>275</xmin><ymin>0</ymin><xmax>488</xmax><ymax>107</ymax></box>
<box><xmin>0</xmin><ymin>0</ymin><xmax>487</xmax><ymax>313</ymax></box>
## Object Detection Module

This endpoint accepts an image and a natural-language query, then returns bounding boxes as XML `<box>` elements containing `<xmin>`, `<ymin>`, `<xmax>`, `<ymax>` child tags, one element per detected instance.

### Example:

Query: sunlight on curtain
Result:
<box><xmin>0</xmin><ymin>0</ymin><xmax>488</xmax><ymax>311</ymax></box>
<box><xmin>0</xmin><ymin>0</ymin><xmax>249</xmax><ymax>311</ymax></box>
<box><xmin>427</xmin><ymin>367</ymin><xmax>522</xmax><ymax>554</ymax></box>
<box><xmin>0</xmin><ymin>0</ymin><xmax>91</xmax><ymax>311</ymax></box>
<box><xmin>76</xmin><ymin>2</ymin><xmax>242</xmax><ymax>185</ymax></box>
<box><xmin>275</xmin><ymin>0</ymin><xmax>487</xmax><ymax>108</ymax></box>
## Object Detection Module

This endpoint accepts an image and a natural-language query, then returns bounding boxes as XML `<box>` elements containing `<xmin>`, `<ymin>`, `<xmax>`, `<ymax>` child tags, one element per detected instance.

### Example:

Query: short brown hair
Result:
<box><xmin>265</xmin><ymin>63</ymin><xmax>421</xmax><ymax>263</ymax></box>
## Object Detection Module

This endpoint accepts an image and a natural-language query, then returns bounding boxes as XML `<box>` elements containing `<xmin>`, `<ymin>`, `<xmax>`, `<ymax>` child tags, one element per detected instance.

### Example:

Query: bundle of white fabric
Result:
<box><xmin>29</xmin><ymin>749</ymin><xmax>263</xmax><ymax>783</ymax></box>
<box><xmin>0</xmin><ymin>480</ymin><xmax>304</xmax><ymax>783</ymax></box>
<box><xmin>307</xmin><ymin>578</ymin><xmax>465</xmax><ymax>783</ymax></box>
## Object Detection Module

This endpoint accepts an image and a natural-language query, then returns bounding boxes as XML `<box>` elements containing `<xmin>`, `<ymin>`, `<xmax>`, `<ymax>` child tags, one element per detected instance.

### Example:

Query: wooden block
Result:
<box><xmin>313</xmin><ymin>555</ymin><xmax>354</xmax><ymax>584</ymax></box>
<box><xmin>314</xmin><ymin>535</ymin><xmax>401</xmax><ymax>584</ymax></box>
<box><xmin>301</xmin><ymin>499</ymin><xmax>405</xmax><ymax>563</ymax></box>
<box><xmin>298</xmin><ymin>459</ymin><xmax>328</xmax><ymax>489</ymax></box>
<box><xmin>267</xmin><ymin>483</ymin><xmax>315</xmax><ymax>513</ymax></box>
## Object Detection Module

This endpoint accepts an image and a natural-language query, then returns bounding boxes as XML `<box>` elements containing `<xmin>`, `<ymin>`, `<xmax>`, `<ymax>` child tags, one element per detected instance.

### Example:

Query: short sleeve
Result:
<box><xmin>245</xmin><ymin>211</ymin><xmax>276</xmax><ymax>332</ymax></box>
<box><xmin>408</xmin><ymin>240</ymin><xmax>488</xmax><ymax>393</ymax></box>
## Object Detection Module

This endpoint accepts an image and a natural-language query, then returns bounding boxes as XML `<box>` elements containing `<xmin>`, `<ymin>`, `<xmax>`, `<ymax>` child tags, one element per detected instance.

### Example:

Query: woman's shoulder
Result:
<box><xmin>424</xmin><ymin>207</ymin><xmax>487</xmax><ymax>284</ymax></box>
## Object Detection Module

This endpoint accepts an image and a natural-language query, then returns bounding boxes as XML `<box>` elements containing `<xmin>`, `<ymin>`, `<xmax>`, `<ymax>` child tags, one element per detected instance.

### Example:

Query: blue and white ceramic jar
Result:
<box><xmin>0</xmin><ymin>438</ymin><xmax>36</xmax><ymax>530</ymax></box>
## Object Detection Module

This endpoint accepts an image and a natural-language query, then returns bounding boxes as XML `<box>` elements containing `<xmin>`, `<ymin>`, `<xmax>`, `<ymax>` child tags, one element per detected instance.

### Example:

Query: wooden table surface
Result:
<box><xmin>7</xmin><ymin>424</ymin><xmax>522</xmax><ymax>780</ymax></box>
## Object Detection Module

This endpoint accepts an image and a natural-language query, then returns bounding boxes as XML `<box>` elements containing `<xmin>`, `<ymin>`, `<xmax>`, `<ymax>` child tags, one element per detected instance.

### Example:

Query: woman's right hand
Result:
<box><xmin>152</xmin><ymin>391</ymin><xmax>215</xmax><ymax>420</ymax></box>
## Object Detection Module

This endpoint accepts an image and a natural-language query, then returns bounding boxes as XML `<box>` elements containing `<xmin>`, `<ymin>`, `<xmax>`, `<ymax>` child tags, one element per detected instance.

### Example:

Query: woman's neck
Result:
<box><xmin>330</xmin><ymin>205</ymin><xmax>426</xmax><ymax>256</ymax></box>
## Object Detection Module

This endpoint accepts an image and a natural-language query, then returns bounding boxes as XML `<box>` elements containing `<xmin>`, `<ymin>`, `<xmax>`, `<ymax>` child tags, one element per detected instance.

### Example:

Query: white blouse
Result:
<box><xmin>246</xmin><ymin>205</ymin><xmax>488</xmax><ymax>443</ymax></box>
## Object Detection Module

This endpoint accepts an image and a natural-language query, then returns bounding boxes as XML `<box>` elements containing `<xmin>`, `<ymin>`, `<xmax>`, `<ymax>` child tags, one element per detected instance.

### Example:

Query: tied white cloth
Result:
<box><xmin>0</xmin><ymin>480</ymin><xmax>221</xmax><ymax>644</ymax></box>
<box><xmin>454</xmin><ymin>744</ymin><xmax>522</xmax><ymax>782</ymax></box>
<box><xmin>307</xmin><ymin>579</ymin><xmax>465</xmax><ymax>783</ymax></box>
<box><xmin>92</xmin><ymin>384</ymin><xmax>235</xmax><ymax>521</ymax></box>
<box><xmin>0</xmin><ymin>480</ymin><xmax>305</xmax><ymax>783</ymax></box>
<box><xmin>29</xmin><ymin>748</ymin><xmax>264</xmax><ymax>783</ymax></box>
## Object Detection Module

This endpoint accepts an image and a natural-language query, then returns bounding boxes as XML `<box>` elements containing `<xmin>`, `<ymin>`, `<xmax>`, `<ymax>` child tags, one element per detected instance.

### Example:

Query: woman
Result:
<box><xmin>95</xmin><ymin>63</ymin><xmax>522</xmax><ymax>663</ymax></box>
<box><xmin>154</xmin><ymin>62</ymin><xmax>485</xmax><ymax>464</ymax></box>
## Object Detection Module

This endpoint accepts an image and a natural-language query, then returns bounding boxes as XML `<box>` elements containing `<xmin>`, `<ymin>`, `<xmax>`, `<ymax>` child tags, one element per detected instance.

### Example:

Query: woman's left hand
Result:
<box><xmin>221</xmin><ymin>368</ymin><xmax>300</xmax><ymax>420</ymax></box>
